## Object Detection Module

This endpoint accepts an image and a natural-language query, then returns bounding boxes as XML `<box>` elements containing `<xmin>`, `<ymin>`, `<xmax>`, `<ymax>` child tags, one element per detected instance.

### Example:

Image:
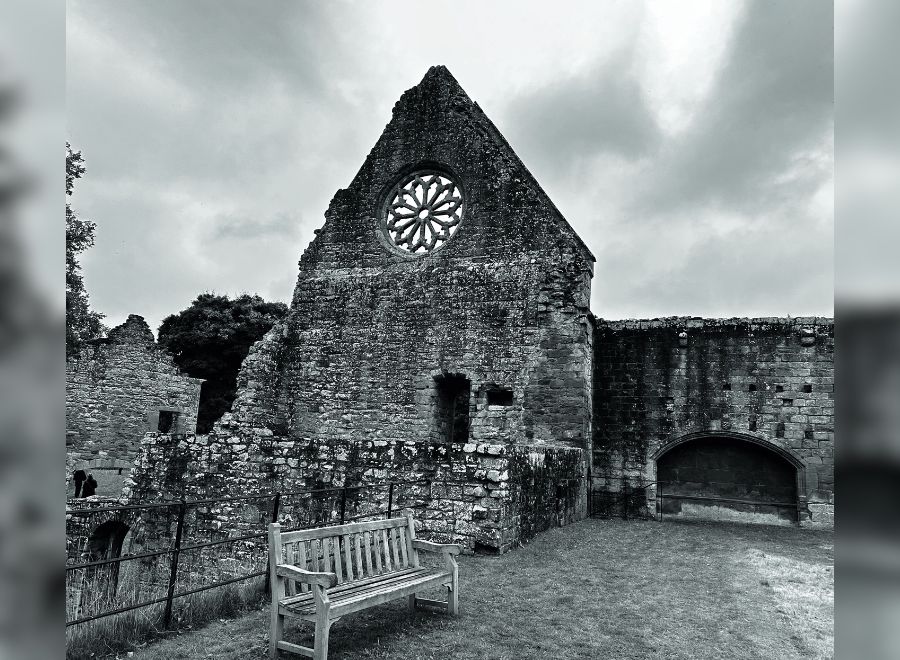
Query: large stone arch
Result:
<box><xmin>647</xmin><ymin>430</ymin><xmax>809</xmax><ymax>523</ymax></box>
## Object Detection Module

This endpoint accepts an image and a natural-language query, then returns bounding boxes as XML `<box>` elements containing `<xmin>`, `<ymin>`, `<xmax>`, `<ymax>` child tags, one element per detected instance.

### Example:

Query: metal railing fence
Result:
<box><xmin>65</xmin><ymin>479</ymin><xmax>436</xmax><ymax>629</ymax></box>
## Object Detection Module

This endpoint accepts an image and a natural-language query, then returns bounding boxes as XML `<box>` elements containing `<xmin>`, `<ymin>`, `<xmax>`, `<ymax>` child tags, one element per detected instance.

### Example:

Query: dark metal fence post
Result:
<box><xmin>587</xmin><ymin>469</ymin><xmax>593</xmax><ymax>518</ymax></box>
<box><xmin>271</xmin><ymin>490</ymin><xmax>282</xmax><ymax>525</ymax></box>
<box><xmin>265</xmin><ymin>491</ymin><xmax>282</xmax><ymax>592</ymax></box>
<box><xmin>339</xmin><ymin>485</ymin><xmax>348</xmax><ymax>524</ymax></box>
<box><xmin>387</xmin><ymin>482</ymin><xmax>395</xmax><ymax>518</ymax></box>
<box><xmin>623</xmin><ymin>482</ymin><xmax>629</xmax><ymax>520</ymax></box>
<box><xmin>163</xmin><ymin>498</ymin><xmax>186</xmax><ymax>628</ymax></box>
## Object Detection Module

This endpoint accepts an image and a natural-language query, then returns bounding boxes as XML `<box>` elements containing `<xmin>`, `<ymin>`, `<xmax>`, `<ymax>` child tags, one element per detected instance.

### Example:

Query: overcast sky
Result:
<box><xmin>66</xmin><ymin>0</ymin><xmax>834</xmax><ymax>333</ymax></box>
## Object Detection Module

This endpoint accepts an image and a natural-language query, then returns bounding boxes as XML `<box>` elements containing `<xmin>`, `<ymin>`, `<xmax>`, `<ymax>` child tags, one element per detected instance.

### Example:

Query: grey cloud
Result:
<box><xmin>638</xmin><ymin>0</ymin><xmax>833</xmax><ymax>215</ymax></box>
<box><xmin>597</xmin><ymin>212</ymin><xmax>832</xmax><ymax>319</ymax></box>
<box><xmin>211</xmin><ymin>211</ymin><xmax>302</xmax><ymax>241</ymax></box>
<box><xmin>503</xmin><ymin>50</ymin><xmax>661</xmax><ymax>172</ymax></box>
<box><xmin>838</xmin><ymin>0</ymin><xmax>900</xmax><ymax>144</ymax></box>
<box><xmin>67</xmin><ymin>1</ymin><xmax>834</xmax><ymax>327</ymax></box>
<box><xmin>70</xmin><ymin>0</ymin><xmax>329</xmax><ymax>95</ymax></box>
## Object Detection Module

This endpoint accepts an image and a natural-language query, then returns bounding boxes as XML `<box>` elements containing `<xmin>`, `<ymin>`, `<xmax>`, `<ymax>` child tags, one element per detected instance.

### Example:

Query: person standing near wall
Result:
<box><xmin>72</xmin><ymin>469</ymin><xmax>86</xmax><ymax>498</ymax></box>
<box><xmin>81</xmin><ymin>474</ymin><xmax>97</xmax><ymax>497</ymax></box>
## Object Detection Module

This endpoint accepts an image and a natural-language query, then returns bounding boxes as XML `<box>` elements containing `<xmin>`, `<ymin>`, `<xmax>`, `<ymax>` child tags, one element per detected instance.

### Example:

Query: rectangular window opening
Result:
<box><xmin>775</xmin><ymin>385</ymin><xmax>784</xmax><ymax>393</ymax></box>
<box><xmin>748</xmin><ymin>384</ymin><xmax>757</xmax><ymax>392</ymax></box>
<box><xmin>782</xmin><ymin>398</ymin><xmax>793</xmax><ymax>407</ymax></box>
<box><xmin>487</xmin><ymin>388</ymin><xmax>514</xmax><ymax>407</ymax></box>
<box><xmin>434</xmin><ymin>375</ymin><xmax>470</xmax><ymax>444</ymax></box>
<box><xmin>802</xmin><ymin>384</ymin><xmax>813</xmax><ymax>393</ymax></box>
<box><xmin>157</xmin><ymin>410</ymin><xmax>177</xmax><ymax>433</ymax></box>
<box><xmin>722</xmin><ymin>383</ymin><xmax>731</xmax><ymax>391</ymax></box>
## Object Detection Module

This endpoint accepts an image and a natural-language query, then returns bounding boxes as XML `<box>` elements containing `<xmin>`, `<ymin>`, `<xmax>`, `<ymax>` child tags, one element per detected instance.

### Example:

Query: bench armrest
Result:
<box><xmin>411</xmin><ymin>540</ymin><xmax>461</xmax><ymax>556</ymax></box>
<box><xmin>275</xmin><ymin>564</ymin><xmax>338</xmax><ymax>588</ymax></box>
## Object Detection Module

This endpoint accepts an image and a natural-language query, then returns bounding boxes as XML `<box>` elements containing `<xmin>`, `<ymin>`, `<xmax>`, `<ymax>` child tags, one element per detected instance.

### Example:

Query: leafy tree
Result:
<box><xmin>66</xmin><ymin>143</ymin><xmax>104</xmax><ymax>355</ymax></box>
<box><xmin>158</xmin><ymin>293</ymin><xmax>288</xmax><ymax>433</ymax></box>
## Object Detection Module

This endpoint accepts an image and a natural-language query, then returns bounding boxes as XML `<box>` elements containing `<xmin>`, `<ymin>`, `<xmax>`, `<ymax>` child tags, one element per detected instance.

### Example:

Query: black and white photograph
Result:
<box><xmin>1</xmin><ymin>0</ymin><xmax>898</xmax><ymax>658</ymax></box>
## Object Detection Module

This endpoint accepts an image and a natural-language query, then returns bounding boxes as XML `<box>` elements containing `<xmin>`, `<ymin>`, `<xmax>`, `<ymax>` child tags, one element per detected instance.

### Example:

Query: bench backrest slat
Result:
<box><xmin>363</xmin><ymin>531</ymin><xmax>374</xmax><ymax>576</ymax></box>
<box><xmin>342</xmin><ymin>534</ymin><xmax>354</xmax><ymax>581</ymax></box>
<box><xmin>354</xmin><ymin>534</ymin><xmax>364</xmax><ymax>580</ymax></box>
<box><xmin>279</xmin><ymin>517</ymin><xmax>408</xmax><ymax>544</ymax></box>
<box><xmin>381</xmin><ymin>529</ymin><xmax>392</xmax><ymax>572</ymax></box>
<box><xmin>373</xmin><ymin>530</ymin><xmax>383</xmax><ymax>573</ymax></box>
<box><xmin>296</xmin><ymin>540</ymin><xmax>309</xmax><ymax>593</ymax></box>
<box><xmin>398</xmin><ymin>527</ymin><xmax>409</xmax><ymax>567</ymax></box>
<box><xmin>389</xmin><ymin>528</ymin><xmax>398</xmax><ymax>570</ymax></box>
<box><xmin>332</xmin><ymin>537</ymin><xmax>343</xmax><ymax>582</ymax></box>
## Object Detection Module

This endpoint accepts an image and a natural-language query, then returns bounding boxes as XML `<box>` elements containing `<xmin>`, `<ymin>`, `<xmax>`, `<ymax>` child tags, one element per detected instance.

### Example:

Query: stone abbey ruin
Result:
<box><xmin>66</xmin><ymin>314</ymin><xmax>203</xmax><ymax>498</ymax></box>
<box><xmin>66</xmin><ymin>66</ymin><xmax>834</xmax><ymax>557</ymax></box>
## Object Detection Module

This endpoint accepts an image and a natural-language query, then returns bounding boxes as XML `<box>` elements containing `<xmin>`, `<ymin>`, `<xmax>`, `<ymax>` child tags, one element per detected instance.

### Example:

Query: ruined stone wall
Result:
<box><xmin>592</xmin><ymin>317</ymin><xmax>834</xmax><ymax>525</ymax></box>
<box><xmin>124</xmin><ymin>67</ymin><xmax>594</xmax><ymax>551</ymax></box>
<box><xmin>66</xmin><ymin>315</ymin><xmax>203</xmax><ymax>497</ymax></box>
<box><xmin>229</xmin><ymin>65</ymin><xmax>595</xmax><ymax>455</ymax></box>
<box><xmin>124</xmin><ymin>429</ymin><xmax>585</xmax><ymax>553</ymax></box>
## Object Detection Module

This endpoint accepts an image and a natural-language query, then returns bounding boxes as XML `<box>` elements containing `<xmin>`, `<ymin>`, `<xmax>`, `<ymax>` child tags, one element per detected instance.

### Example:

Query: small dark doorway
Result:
<box><xmin>657</xmin><ymin>435</ymin><xmax>799</xmax><ymax>523</ymax></box>
<box><xmin>434</xmin><ymin>374</ymin><xmax>470</xmax><ymax>444</ymax></box>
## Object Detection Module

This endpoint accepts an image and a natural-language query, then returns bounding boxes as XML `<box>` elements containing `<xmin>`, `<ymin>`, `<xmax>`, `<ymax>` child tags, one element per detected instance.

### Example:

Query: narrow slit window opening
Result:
<box><xmin>487</xmin><ymin>388</ymin><xmax>513</xmax><ymax>407</ymax></box>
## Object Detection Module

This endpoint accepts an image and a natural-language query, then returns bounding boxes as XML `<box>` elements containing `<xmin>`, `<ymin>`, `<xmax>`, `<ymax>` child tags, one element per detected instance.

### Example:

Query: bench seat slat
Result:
<box><xmin>279</xmin><ymin>568</ymin><xmax>451</xmax><ymax>619</ymax></box>
<box><xmin>333</xmin><ymin>571</ymin><xmax>451</xmax><ymax>613</ymax></box>
<box><xmin>280</xmin><ymin>566</ymin><xmax>427</xmax><ymax>608</ymax></box>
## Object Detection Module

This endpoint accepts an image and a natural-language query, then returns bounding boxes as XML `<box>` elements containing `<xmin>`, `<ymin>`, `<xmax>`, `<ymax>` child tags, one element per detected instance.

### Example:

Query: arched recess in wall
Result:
<box><xmin>651</xmin><ymin>431</ymin><xmax>807</xmax><ymax>523</ymax></box>
<box><xmin>84</xmin><ymin>520</ymin><xmax>131</xmax><ymax>608</ymax></box>
<box><xmin>88</xmin><ymin>520</ymin><xmax>130</xmax><ymax>561</ymax></box>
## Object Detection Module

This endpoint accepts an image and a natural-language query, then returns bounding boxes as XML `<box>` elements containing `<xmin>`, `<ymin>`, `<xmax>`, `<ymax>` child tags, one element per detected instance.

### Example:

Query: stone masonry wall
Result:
<box><xmin>66</xmin><ymin>315</ymin><xmax>203</xmax><ymax>497</ymax></box>
<box><xmin>124</xmin><ymin>67</ymin><xmax>594</xmax><ymax>552</ymax></box>
<box><xmin>592</xmin><ymin>317</ymin><xmax>834</xmax><ymax>525</ymax></box>
<box><xmin>230</xmin><ymin>65</ymin><xmax>595</xmax><ymax>456</ymax></box>
<box><xmin>125</xmin><ymin>428</ymin><xmax>585</xmax><ymax>553</ymax></box>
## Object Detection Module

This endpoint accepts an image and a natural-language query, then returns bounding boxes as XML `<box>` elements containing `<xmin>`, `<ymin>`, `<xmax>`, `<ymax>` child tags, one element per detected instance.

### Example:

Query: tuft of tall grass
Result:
<box><xmin>65</xmin><ymin>577</ymin><xmax>266</xmax><ymax>659</ymax></box>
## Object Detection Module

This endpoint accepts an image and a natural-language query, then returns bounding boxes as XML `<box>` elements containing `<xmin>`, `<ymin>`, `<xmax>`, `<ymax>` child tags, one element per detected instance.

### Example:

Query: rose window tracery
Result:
<box><xmin>383</xmin><ymin>170</ymin><xmax>464</xmax><ymax>254</ymax></box>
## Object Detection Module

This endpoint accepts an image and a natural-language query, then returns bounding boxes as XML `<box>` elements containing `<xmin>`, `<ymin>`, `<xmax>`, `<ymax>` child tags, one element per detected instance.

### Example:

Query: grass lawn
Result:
<box><xmin>122</xmin><ymin>518</ymin><xmax>833</xmax><ymax>660</ymax></box>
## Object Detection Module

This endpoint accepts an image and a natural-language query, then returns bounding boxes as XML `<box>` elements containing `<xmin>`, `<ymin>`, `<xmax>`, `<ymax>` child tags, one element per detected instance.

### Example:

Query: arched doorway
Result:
<box><xmin>81</xmin><ymin>521</ymin><xmax>131</xmax><ymax>612</ymax></box>
<box><xmin>654</xmin><ymin>432</ymin><xmax>803</xmax><ymax>524</ymax></box>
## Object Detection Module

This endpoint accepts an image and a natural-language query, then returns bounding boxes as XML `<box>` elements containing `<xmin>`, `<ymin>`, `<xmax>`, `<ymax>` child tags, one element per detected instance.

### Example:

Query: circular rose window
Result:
<box><xmin>383</xmin><ymin>170</ymin><xmax>464</xmax><ymax>254</ymax></box>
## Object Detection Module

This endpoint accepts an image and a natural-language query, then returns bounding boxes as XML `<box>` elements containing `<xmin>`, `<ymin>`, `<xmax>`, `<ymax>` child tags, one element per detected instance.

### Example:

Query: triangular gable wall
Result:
<box><xmin>296</xmin><ymin>65</ymin><xmax>594</xmax><ymax>279</ymax></box>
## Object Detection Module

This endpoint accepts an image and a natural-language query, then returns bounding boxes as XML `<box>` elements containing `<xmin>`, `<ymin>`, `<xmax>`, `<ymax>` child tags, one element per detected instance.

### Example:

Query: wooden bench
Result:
<box><xmin>268</xmin><ymin>515</ymin><xmax>460</xmax><ymax>659</ymax></box>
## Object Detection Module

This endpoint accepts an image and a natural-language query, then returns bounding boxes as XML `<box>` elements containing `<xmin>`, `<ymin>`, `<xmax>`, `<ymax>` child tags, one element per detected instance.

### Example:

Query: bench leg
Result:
<box><xmin>270</xmin><ymin>611</ymin><xmax>284</xmax><ymax>658</ymax></box>
<box><xmin>408</xmin><ymin>594</ymin><xmax>417</xmax><ymax>612</ymax></box>
<box><xmin>313</xmin><ymin>616</ymin><xmax>332</xmax><ymax>660</ymax></box>
<box><xmin>448</xmin><ymin>564</ymin><xmax>459</xmax><ymax>616</ymax></box>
